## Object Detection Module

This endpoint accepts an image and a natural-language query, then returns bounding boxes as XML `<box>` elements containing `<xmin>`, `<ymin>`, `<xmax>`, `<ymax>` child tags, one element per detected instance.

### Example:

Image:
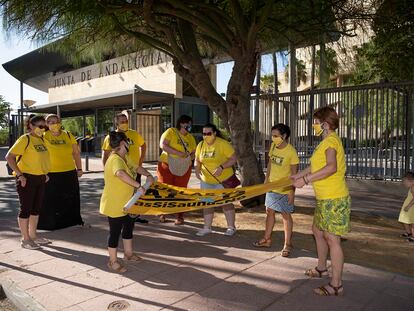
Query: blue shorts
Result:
<box><xmin>200</xmin><ymin>181</ymin><xmax>224</xmax><ymax>190</ymax></box>
<box><xmin>265</xmin><ymin>192</ymin><xmax>294</xmax><ymax>213</ymax></box>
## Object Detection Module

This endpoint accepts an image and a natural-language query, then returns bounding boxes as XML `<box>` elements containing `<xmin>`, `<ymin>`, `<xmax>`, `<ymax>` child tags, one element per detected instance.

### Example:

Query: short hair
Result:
<box><xmin>109</xmin><ymin>131</ymin><xmax>127</xmax><ymax>149</ymax></box>
<box><xmin>313</xmin><ymin>107</ymin><xmax>339</xmax><ymax>130</ymax></box>
<box><xmin>271</xmin><ymin>123</ymin><xmax>291</xmax><ymax>139</ymax></box>
<box><xmin>203</xmin><ymin>123</ymin><xmax>223</xmax><ymax>138</ymax></box>
<box><xmin>403</xmin><ymin>171</ymin><xmax>414</xmax><ymax>180</ymax></box>
<box><xmin>26</xmin><ymin>114</ymin><xmax>45</xmax><ymax>130</ymax></box>
<box><xmin>45</xmin><ymin>114</ymin><xmax>60</xmax><ymax>122</ymax></box>
<box><xmin>176</xmin><ymin>115</ymin><xmax>192</xmax><ymax>129</ymax></box>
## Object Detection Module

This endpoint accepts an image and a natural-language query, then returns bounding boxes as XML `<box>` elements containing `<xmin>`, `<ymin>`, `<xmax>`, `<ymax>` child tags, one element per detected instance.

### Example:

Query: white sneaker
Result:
<box><xmin>196</xmin><ymin>228</ymin><xmax>212</xmax><ymax>236</ymax></box>
<box><xmin>224</xmin><ymin>228</ymin><xmax>236</xmax><ymax>236</ymax></box>
<box><xmin>33</xmin><ymin>237</ymin><xmax>51</xmax><ymax>245</ymax></box>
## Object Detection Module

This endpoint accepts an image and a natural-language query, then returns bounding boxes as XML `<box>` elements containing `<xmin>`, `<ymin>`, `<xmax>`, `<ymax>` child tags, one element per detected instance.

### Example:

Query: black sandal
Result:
<box><xmin>314</xmin><ymin>283</ymin><xmax>344</xmax><ymax>296</ymax></box>
<box><xmin>400</xmin><ymin>232</ymin><xmax>412</xmax><ymax>238</ymax></box>
<box><xmin>305</xmin><ymin>266</ymin><xmax>328</xmax><ymax>278</ymax></box>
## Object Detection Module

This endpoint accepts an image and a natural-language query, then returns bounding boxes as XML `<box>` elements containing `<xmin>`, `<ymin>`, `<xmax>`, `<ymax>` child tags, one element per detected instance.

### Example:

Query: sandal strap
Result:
<box><xmin>317</xmin><ymin>285</ymin><xmax>331</xmax><ymax>296</ymax></box>
<box><xmin>328</xmin><ymin>283</ymin><xmax>343</xmax><ymax>296</ymax></box>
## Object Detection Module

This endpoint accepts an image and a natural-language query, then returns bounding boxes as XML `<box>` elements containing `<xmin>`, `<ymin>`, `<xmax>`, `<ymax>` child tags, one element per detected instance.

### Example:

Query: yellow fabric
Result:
<box><xmin>9</xmin><ymin>134</ymin><xmax>50</xmax><ymax>175</ymax></box>
<box><xmin>310</xmin><ymin>132</ymin><xmax>349</xmax><ymax>200</ymax></box>
<box><xmin>127</xmin><ymin>177</ymin><xmax>292</xmax><ymax>215</ymax></box>
<box><xmin>102</xmin><ymin>129</ymin><xmax>145</xmax><ymax>165</ymax></box>
<box><xmin>195</xmin><ymin>137</ymin><xmax>235</xmax><ymax>184</ymax></box>
<box><xmin>100</xmin><ymin>153</ymin><xmax>135</xmax><ymax>218</ymax></box>
<box><xmin>159</xmin><ymin>128</ymin><xmax>197</xmax><ymax>163</ymax></box>
<box><xmin>268</xmin><ymin>143</ymin><xmax>299</xmax><ymax>194</ymax></box>
<box><xmin>399</xmin><ymin>190</ymin><xmax>414</xmax><ymax>224</ymax></box>
<box><xmin>43</xmin><ymin>130</ymin><xmax>77</xmax><ymax>172</ymax></box>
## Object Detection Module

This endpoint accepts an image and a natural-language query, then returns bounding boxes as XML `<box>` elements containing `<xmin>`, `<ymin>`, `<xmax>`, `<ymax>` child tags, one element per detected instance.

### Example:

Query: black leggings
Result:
<box><xmin>107</xmin><ymin>215</ymin><xmax>135</xmax><ymax>248</ymax></box>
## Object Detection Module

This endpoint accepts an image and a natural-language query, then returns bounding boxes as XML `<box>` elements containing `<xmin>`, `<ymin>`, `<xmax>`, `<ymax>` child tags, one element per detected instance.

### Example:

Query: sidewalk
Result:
<box><xmin>1</xmin><ymin>173</ymin><xmax>414</xmax><ymax>310</ymax></box>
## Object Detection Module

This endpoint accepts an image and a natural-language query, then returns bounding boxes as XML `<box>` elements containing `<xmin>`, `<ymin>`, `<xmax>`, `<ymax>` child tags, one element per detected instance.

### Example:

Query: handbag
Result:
<box><xmin>199</xmin><ymin>142</ymin><xmax>241</xmax><ymax>189</ymax></box>
<box><xmin>167</xmin><ymin>129</ymin><xmax>192</xmax><ymax>176</ymax></box>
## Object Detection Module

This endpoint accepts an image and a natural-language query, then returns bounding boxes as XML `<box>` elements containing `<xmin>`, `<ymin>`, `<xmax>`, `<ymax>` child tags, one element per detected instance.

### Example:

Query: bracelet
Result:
<box><xmin>220</xmin><ymin>165</ymin><xmax>224</xmax><ymax>170</ymax></box>
<box><xmin>77</xmin><ymin>168</ymin><xmax>83</xmax><ymax>171</ymax></box>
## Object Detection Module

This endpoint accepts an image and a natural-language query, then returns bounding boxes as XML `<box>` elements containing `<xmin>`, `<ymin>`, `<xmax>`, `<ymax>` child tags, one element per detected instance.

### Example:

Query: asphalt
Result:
<box><xmin>1</xmin><ymin>150</ymin><xmax>413</xmax><ymax>310</ymax></box>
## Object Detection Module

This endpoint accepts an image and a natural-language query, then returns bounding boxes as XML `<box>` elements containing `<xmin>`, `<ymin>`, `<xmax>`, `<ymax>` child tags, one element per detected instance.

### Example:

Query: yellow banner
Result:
<box><xmin>127</xmin><ymin>177</ymin><xmax>292</xmax><ymax>215</ymax></box>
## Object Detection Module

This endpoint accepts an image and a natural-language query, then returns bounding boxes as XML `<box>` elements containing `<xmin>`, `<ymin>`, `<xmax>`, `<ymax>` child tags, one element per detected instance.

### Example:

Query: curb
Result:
<box><xmin>1</xmin><ymin>278</ymin><xmax>46</xmax><ymax>311</ymax></box>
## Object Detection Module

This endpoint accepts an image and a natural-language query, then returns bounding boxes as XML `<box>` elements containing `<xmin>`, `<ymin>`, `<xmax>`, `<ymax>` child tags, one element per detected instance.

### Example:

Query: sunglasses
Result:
<box><xmin>202</xmin><ymin>132</ymin><xmax>213</xmax><ymax>136</ymax></box>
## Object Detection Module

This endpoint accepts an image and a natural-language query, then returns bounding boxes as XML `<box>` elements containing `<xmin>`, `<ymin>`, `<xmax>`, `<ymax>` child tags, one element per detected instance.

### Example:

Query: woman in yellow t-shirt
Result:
<box><xmin>157</xmin><ymin>115</ymin><xmax>196</xmax><ymax>225</ymax></box>
<box><xmin>292</xmin><ymin>107</ymin><xmax>350</xmax><ymax>296</ymax></box>
<box><xmin>100</xmin><ymin>131</ymin><xmax>154</xmax><ymax>273</ymax></box>
<box><xmin>5</xmin><ymin>115</ymin><xmax>50</xmax><ymax>250</ymax></box>
<box><xmin>253</xmin><ymin>124</ymin><xmax>299</xmax><ymax>257</ymax></box>
<box><xmin>194</xmin><ymin>123</ymin><xmax>238</xmax><ymax>237</ymax></box>
<box><xmin>39</xmin><ymin>114</ymin><xmax>84</xmax><ymax>230</ymax></box>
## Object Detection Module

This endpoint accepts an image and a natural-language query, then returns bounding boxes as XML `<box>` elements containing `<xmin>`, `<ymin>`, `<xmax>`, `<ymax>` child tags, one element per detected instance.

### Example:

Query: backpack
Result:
<box><xmin>6</xmin><ymin>134</ymin><xmax>31</xmax><ymax>176</ymax></box>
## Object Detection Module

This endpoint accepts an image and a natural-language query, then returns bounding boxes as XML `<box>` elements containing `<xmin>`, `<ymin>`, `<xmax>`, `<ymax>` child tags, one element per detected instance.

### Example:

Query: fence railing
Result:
<box><xmin>251</xmin><ymin>81</ymin><xmax>414</xmax><ymax>180</ymax></box>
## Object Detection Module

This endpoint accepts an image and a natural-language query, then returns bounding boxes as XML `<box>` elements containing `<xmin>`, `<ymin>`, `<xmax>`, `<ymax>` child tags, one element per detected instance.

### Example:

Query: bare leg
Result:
<box><xmin>324</xmin><ymin>231</ymin><xmax>344</xmax><ymax>287</ymax></box>
<box><xmin>403</xmin><ymin>223</ymin><xmax>412</xmax><ymax>234</ymax></box>
<box><xmin>108</xmin><ymin>247</ymin><xmax>118</xmax><ymax>263</ymax></box>
<box><xmin>123</xmin><ymin>239</ymin><xmax>133</xmax><ymax>258</ymax></box>
<box><xmin>18</xmin><ymin>217</ymin><xmax>30</xmax><ymax>241</ymax></box>
<box><xmin>313</xmin><ymin>224</ymin><xmax>329</xmax><ymax>271</ymax></box>
<box><xmin>28</xmin><ymin>215</ymin><xmax>39</xmax><ymax>240</ymax></box>
<box><xmin>203</xmin><ymin>207</ymin><xmax>214</xmax><ymax>229</ymax></box>
<box><xmin>281</xmin><ymin>212</ymin><xmax>293</xmax><ymax>247</ymax></box>
<box><xmin>264</xmin><ymin>208</ymin><xmax>276</xmax><ymax>239</ymax></box>
<box><xmin>222</xmin><ymin>204</ymin><xmax>235</xmax><ymax>229</ymax></box>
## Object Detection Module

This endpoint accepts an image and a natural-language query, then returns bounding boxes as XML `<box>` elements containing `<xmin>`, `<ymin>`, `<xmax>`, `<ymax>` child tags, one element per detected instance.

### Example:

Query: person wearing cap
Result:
<box><xmin>5</xmin><ymin>115</ymin><xmax>51</xmax><ymax>250</ymax></box>
<box><xmin>39</xmin><ymin>114</ymin><xmax>84</xmax><ymax>230</ymax></box>
<box><xmin>102</xmin><ymin>112</ymin><xmax>148</xmax><ymax>224</ymax></box>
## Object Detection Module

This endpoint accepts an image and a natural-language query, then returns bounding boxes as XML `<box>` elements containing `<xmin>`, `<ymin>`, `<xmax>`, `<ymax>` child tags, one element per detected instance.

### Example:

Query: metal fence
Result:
<box><xmin>251</xmin><ymin>81</ymin><xmax>414</xmax><ymax>180</ymax></box>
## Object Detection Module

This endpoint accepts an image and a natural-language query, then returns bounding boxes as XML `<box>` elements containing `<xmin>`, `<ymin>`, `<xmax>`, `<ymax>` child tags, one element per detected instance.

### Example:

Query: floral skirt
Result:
<box><xmin>314</xmin><ymin>196</ymin><xmax>351</xmax><ymax>236</ymax></box>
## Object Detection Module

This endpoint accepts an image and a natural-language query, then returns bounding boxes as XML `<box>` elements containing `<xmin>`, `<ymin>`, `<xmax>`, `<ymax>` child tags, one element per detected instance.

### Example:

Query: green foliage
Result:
<box><xmin>61</xmin><ymin>116</ymin><xmax>94</xmax><ymax>137</ymax></box>
<box><xmin>351</xmin><ymin>0</ymin><xmax>414</xmax><ymax>84</ymax></box>
<box><xmin>284</xmin><ymin>59</ymin><xmax>308</xmax><ymax>86</ymax></box>
<box><xmin>0</xmin><ymin>95</ymin><xmax>11</xmax><ymax>129</ymax></box>
<box><xmin>0</xmin><ymin>128</ymin><xmax>8</xmax><ymax>145</ymax></box>
<box><xmin>316</xmin><ymin>47</ymin><xmax>338</xmax><ymax>79</ymax></box>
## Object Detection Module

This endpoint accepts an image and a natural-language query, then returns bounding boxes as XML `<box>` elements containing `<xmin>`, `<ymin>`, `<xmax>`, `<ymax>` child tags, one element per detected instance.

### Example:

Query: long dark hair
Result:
<box><xmin>26</xmin><ymin>114</ymin><xmax>45</xmax><ymax>131</ymax></box>
<box><xmin>175</xmin><ymin>115</ymin><xmax>192</xmax><ymax>129</ymax></box>
<box><xmin>203</xmin><ymin>123</ymin><xmax>223</xmax><ymax>138</ymax></box>
<box><xmin>271</xmin><ymin>123</ymin><xmax>291</xmax><ymax>139</ymax></box>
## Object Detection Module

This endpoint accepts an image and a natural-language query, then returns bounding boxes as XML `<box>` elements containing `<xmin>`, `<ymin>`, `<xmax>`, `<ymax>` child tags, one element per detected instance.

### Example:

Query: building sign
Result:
<box><xmin>50</xmin><ymin>50</ymin><xmax>172</xmax><ymax>88</ymax></box>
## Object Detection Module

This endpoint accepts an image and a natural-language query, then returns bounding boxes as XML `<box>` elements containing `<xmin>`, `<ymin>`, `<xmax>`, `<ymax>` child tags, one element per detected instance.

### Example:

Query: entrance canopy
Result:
<box><xmin>28</xmin><ymin>89</ymin><xmax>174</xmax><ymax>118</ymax></box>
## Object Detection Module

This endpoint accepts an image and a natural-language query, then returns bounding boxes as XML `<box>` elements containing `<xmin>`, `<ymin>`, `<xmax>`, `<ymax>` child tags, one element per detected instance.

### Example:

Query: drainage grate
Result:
<box><xmin>107</xmin><ymin>300</ymin><xmax>130</xmax><ymax>310</ymax></box>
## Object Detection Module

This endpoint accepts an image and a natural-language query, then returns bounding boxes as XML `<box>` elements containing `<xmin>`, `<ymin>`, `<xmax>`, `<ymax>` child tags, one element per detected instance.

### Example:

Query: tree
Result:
<box><xmin>1</xmin><ymin>0</ymin><xmax>370</xmax><ymax>186</ymax></box>
<box><xmin>351</xmin><ymin>0</ymin><xmax>414</xmax><ymax>84</ymax></box>
<box><xmin>284</xmin><ymin>59</ymin><xmax>308</xmax><ymax>87</ymax></box>
<box><xmin>0</xmin><ymin>95</ymin><xmax>11</xmax><ymax>145</ymax></box>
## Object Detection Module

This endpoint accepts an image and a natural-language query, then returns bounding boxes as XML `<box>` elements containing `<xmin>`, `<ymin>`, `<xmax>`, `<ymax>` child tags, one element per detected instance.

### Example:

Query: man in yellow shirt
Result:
<box><xmin>102</xmin><ymin>112</ymin><xmax>147</xmax><ymax>223</ymax></box>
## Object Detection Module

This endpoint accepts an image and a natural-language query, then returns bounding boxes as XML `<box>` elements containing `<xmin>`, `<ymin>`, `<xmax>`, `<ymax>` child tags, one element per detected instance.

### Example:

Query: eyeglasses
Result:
<box><xmin>202</xmin><ymin>132</ymin><xmax>213</xmax><ymax>136</ymax></box>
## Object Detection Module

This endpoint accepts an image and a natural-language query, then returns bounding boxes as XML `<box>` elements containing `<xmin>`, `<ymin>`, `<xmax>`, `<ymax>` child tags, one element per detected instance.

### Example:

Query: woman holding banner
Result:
<box><xmin>253</xmin><ymin>124</ymin><xmax>299</xmax><ymax>257</ymax></box>
<box><xmin>157</xmin><ymin>115</ymin><xmax>196</xmax><ymax>225</ymax></box>
<box><xmin>292</xmin><ymin>107</ymin><xmax>350</xmax><ymax>296</ymax></box>
<box><xmin>100</xmin><ymin>131</ymin><xmax>154</xmax><ymax>273</ymax></box>
<box><xmin>194</xmin><ymin>123</ymin><xmax>239</xmax><ymax>237</ymax></box>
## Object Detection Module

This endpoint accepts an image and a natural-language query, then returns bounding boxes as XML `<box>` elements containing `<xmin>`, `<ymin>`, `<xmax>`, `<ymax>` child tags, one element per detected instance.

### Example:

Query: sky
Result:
<box><xmin>0</xmin><ymin>24</ymin><xmax>287</xmax><ymax>113</ymax></box>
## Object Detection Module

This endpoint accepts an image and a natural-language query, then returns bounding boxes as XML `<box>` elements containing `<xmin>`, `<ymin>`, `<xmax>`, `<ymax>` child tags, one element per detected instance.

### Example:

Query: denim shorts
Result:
<box><xmin>265</xmin><ymin>192</ymin><xmax>294</xmax><ymax>213</ymax></box>
<box><xmin>200</xmin><ymin>181</ymin><xmax>224</xmax><ymax>190</ymax></box>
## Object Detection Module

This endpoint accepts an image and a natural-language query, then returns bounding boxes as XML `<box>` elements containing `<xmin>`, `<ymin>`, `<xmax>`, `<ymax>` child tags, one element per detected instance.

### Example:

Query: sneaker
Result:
<box><xmin>196</xmin><ymin>228</ymin><xmax>212</xmax><ymax>236</ymax></box>
<box><xmin>408</xmin><ymin>237</ymin><xmax>414</xmax><ymax>243</ymax></box>
<box><xmin>21</xmin><ymin>240</ymin><xmax>41</xmax><ymax>250</ymax></box>
<box><xmin>400</xmin><ymin>232</ymin><xmax>412</xmax><ymax>238</ymax></box>
<box><xmin>224</xmin><ymin>228</ymin><xmax>236</xmax><ymax>236</ymax></box>
<box><xmin>32</xmin><ymin>237</ymin><xmax>51</xmax><ymax>245</ymax></box>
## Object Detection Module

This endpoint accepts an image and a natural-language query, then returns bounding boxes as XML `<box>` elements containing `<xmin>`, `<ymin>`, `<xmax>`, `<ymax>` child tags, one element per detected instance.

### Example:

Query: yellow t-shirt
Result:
<box><xmin>195</xmin><ymin>137</ymin><xmax>235</xmax><ymax>184</ymax></box>
<box><xmin>9</xmin><ymin>134</ymin><xmax>50</xmax><ymax>175</ymax></box>
<box><xmin>102</xmin><ymin>129</ymin><xmax>145</xmax><ymax>165</ymax></box>
<box><xmin>268</xmin><ymin>143</ymin><xmax>299</xmax><ymax>194</ymax></box>
<box><xmin>310</xmin><ymin>132</ymin><xmax>349</xmax><ymax>200</ymax></box>
<box><xmin>100</xmin><ymin>153</ymin><xmax>135</xmax><ymax>218</ymax></box>
<box><xmin>43</xmin><ymin>130</ymin><xmax>77</xmax><ymax>173</ymax></box>
<box><xmin>159</xmin><ymin>128</ymin><xmax>197</xmax><ymax>163</ymax></box>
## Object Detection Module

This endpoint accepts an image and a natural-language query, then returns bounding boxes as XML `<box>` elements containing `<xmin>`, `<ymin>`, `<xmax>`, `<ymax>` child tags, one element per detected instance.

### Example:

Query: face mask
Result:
<box><xmin>118</xmin><ymin>123</ymin><xmax>129</xmax><ymax>131</ymax></box>
<box><xmin>34</xmin><ymin>127</ymin><xmax>45</xmax><ymax>137</ymax></box>
<box><xmin>203</xmin><ymin>135</ymin><xmax>214</xmax><ymax>144</ymax></box>
<box><xmin>312</xmin><ymin>123</ymin><xmax>324</xmax><ymax>136</ymax></box>
<box><xmin>185</xmin><ymin>125</ymin><xmax>192</xmax><ymax>132</ymax></box>
<box><xmin>49</xmin><ymin>123</ymin><xmax>61</xmax><ymax>133</ymax></box>
<box><xmin>272</xmin><ymin>136</ymin><xmax>283</xmax><ymax>147</ymax></box>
